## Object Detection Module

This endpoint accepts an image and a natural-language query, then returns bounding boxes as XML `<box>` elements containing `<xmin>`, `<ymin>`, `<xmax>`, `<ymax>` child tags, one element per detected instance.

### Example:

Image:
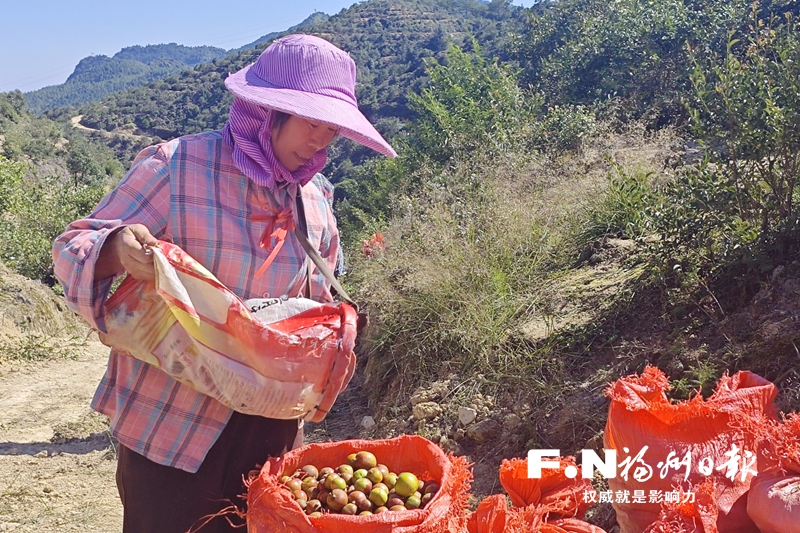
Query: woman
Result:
<box><xmin>52</xmin><ymin>34</ymin><xmax>395</xmax><ymax>533</ymax></box>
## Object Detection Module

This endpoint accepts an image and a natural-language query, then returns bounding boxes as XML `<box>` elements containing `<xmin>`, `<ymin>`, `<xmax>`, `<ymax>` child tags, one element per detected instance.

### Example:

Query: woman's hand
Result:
<box><xmin>96</xmin><ymin>224</ymin><xmax>159</xmax><ymax>281</ymax></box>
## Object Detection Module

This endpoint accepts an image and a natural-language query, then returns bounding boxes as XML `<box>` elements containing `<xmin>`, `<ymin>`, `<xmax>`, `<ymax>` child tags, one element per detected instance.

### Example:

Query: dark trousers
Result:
<box><xmin>116</xmin><ymin>412</ymin><xmax>303</xmax><ymax>533</ymax></box>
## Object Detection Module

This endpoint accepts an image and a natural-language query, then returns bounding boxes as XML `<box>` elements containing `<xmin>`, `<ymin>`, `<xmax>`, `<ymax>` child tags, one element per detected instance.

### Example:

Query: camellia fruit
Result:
<box><xmin>353</xmin><ymin>451</ymin><xmax>378</xmax><ymax>470</ymax></box>
<box><xmin>369</xmin><ymin>486</ymin><xmax>389</xmax><ymax>507</ymax></box>
<box><xmin>394</xmin><ymin>472</ymin><xmax>419</xmax><ymax>498</ymax></box>
<box><xmin>327</xmin><ymin>489</ymin><xmax>349</xmax><ymax>512</ymax></box>
<box><xmin>405</xmin><ymin>494</ymin><xmax>421</xmax><ymax>509</ymax></box>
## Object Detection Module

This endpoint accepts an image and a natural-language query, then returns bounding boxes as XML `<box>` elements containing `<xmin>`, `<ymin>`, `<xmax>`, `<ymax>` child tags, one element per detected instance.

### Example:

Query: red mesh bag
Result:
<box><xmin>604</xmin><ymin>366</ymin><xmax>777</xmax><ymax>533</ymax></box>
<box><xmin>246</xmin><ymin>435</ymin><xmax>471</xmax><ymax>533</ymax></box>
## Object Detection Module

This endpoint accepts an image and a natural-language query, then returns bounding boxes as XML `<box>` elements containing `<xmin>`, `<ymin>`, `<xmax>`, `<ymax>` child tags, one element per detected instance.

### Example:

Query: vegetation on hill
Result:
<box><xmin>24</xmin><ymin>44</ymin><xmax>228</xmax><ymax>114</ymax></box>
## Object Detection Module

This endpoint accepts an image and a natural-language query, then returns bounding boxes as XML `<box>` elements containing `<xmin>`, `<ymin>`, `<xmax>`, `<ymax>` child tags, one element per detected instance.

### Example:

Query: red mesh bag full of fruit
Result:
<box><xmin>246</xmin><ymin>435</ymin><xmax>472</xmax><ymax>533</ymax></box>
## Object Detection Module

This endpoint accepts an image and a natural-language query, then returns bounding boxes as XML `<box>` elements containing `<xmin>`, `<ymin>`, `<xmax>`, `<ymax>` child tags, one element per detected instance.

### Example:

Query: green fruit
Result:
<box><xmin>354</xmin><ymin>451</ymin><xmax>378</xmax><ymax>470</ymax></box>
<box><xmin>405</xmin><ymin>495</ymin><xmax>421</xmax><ymax>509</ymax></box>
<box><xmin>366</xmin><ymin>467</ymin><xmax>383</xmax><ymax>484</ymax></box>
<box><xmin>390</xmin><ymin>505</ymin><xmax>407</xmax><ymax>512</ymax></box>
<box><xmin>383</xmin><ymin>472</ymin><xmax>397</xmax><ymax>490</ymax></box>
<box><xmin>394</xmin><ymin>472</ymin><xmax>419</xmax><ymax>498</ymax></box>
<box><xmin>301</xmin><ymin>477</ymin><xmax>318</xmax><ymax>492</ymax></box>
<box><xmin>369</xmin><ymin>487</ymin><xmax>388</xmax><ymax>507</ymax></box>
<box><xmin>353</xmin><ymin>468</ymin><xmax>369</xmax><ymax>481</ymax></box>
<box><xmin>325</xmin><ymin>473</ymin><xmax>347</xmax><ymax>491</ymax></box>
<box><xmin>353</xmin><ymin>477</ymin><xmax>372</xmax><ymax>494</ymax></box>
<box><xmin>347</xmin><ymin>453</ymin><xmax>358</xmax><ymax>466</ymax></box>
<box><xmin>359</xmin><ymin>510</ymin><xmax>372</xmax><ymax>516</ymax></box>
<box><xmin>337</xmin><ymin>464</ymin><xmax>354</xmax><ymax>476</ymax></box>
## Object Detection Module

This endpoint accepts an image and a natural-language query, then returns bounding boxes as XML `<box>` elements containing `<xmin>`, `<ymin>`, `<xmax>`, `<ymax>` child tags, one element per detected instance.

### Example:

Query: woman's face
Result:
<box><xmin>271</xmin><ymin>114</ymin><xmax>338</xmax><ymax>171</ymax></box>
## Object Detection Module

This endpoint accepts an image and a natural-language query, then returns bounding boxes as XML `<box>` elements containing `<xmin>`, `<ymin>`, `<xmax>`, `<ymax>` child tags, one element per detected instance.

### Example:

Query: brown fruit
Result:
<box><xmin>390</xmin><ymin>505</ymin><xmax>407</xmax><ymax>512</ymax></box>
<box><xmin>305</xmin><ymin>499</ymin><xmax>322</xmax><ymax>514</ymax></box>
<box><xmin>357</xmin><ymin>497</ymin><xmax>373</xmax><ymax>512</ymax></box>
<box><xmin>292</xmin><ymin>489</ymin><xmax>308</xmax><ymax>502</ymax></box>
<box><xmin>424</xmin><ymin>482</ymin><xmax>440</xmax><ymax>495</ymax></box>
<box><xmin>285</xmin><ymin>478</ymin><xmax>303</xmax><ymax>492</ymax></box>
<box><xmin>353</xmin><ymin>451</ymin><xmax>378</xmax><ymax>470</ymax></box>
<box><xmin>327</xmin><ymin>488</ymin><xmax>348</xmax><ymax>512</ymax></box>
<box><xmin>421</xmin><ymin>493</ymin><xmax>433</xmax><ymax>507</ymax></box>
<box><xmin>337</xmin><ymin>464</ymin><xmax>354</xmax><ymax>476</ymax></box>
<box><xmin>374</xmin><ymin>506</ymin><xmax>389</xmax><ymax>514</ymax></box>
<box><xmin>387</xmin><ymin>496</ymin><xmax>404</xmax><ymax>508</ymax></box>
<box><xmin>349</xmin><ymin>490</ymin><xmax>366</xmax><ymax>503</ymax></box>
<box><xmin>341</xmin><ymin>502</ymin><xmax>358</xmax><ymax>515</ymax></box>
<box><xmin>347</xmin><ymin>452</ymin><xmax>358</xmax><ymax>466</ymax></box>
<box><xmin>318</xmin><ymin>466</ymin><xmax>335</xmax><ymax>479</ymax></box>
<box><xmin>359</xmin><ymin>510</ymin><xmax>372</xmax><ymax>516</ymax></box>
<box><xmin>300</xmin><ymin>465</ymin><xmax>319</xmax><ymax>479</ymax></box>
<box><xmin>377</xmin><ymin>464</ymin><xmax>390</xmax><ymax>478</ymax></box>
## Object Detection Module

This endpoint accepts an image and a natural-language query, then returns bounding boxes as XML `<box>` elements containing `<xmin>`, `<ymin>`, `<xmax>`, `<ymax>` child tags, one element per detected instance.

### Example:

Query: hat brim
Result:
<box><xmin>226</xmin><ymin>66</ymin><xmax>397</xmax><ymax>158</ymax></box>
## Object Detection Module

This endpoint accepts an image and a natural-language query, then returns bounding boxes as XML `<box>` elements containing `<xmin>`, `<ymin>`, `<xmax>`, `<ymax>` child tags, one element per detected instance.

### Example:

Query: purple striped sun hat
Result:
<box><xmin>225</xmin><ymin>34</ymin><xmax>397</xmax><ymax>158</ymax></box>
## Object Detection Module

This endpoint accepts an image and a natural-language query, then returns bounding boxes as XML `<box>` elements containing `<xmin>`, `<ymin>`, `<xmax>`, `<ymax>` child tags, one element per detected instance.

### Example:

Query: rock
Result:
<box><xmin>454</xmin><ymin>428</ymin><xmax>466</xmax><ymax>442</ymax></box>
<box><xmin>503</xmin><ymin>413</ymin><xmax>522</xmax><ymax>431</ymax></box>
<box><xmin>412</xmin><ymin>401</ymin><xmax>442</xmax><ymax>421</ymax></box>
<box><xmin>360</xmin><ymin>416</ymin><xmax>376</xmax><ymax>429</ymax></box>
<box><xmin>458</xmin><ymin>406</ymin><xmax>477</xmax><ymax>425</ymax></box>
<box><xmin>466</xmin><ymin>419</ymin><xmax>501</xmax><ymax>444</ymax></box>
<box><xmin>33</xmin><ymin>450</ymin><xmax>48</xmax><ymax>458</ymax></box>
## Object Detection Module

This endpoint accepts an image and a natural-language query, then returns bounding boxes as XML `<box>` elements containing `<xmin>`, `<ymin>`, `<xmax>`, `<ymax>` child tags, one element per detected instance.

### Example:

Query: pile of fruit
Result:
<box><xmin>280</xmin><ymin>450</ymin><xmax>440</xmax><ymax>517</ymax></box>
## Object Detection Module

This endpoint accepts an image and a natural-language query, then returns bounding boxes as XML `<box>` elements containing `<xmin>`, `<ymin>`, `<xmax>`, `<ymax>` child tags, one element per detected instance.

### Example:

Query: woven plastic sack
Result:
<box><xmin>499</xmin><ymin>456</ymin><xmax>595</xmax><ymax>518</ymax></box>
<box><xmin>643</xmin><ymin>480</ymin><xmax>719</xmax><ymax>533</ymax></box>
<box><xmin>99</xmin><ymin>241</ymin><xmax>357</xmax><ymax>423</ymax></box>
<box><xmin>246</xmin><ymin>435</ymin><xmax>472</xmax><ymax>533</ymax></box>
<box><xmin>466</xmin><ymin>457</ymin><xmax>604</xmax><ymax>533</ymax></box>
<box><xmin>604</xmin><ymin>366</ymin><xmax>777</xmax><ymax>533</ymax></box>
<box><xmin>466</xmin><ymin>495</ymin><xmax>606</xmax><ymax>533</ymax></box>
<box><xmin>746</xmin><ymin>412</ymin><xmax>800</xmax><ymax>533</ymax></box>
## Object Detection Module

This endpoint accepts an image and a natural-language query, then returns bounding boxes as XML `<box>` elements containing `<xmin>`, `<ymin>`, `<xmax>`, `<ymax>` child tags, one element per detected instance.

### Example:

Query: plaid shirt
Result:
<box><xmin>52</xmin><ymin>130</ymin><xmax>339</xmax><ymax>473</ymax></box>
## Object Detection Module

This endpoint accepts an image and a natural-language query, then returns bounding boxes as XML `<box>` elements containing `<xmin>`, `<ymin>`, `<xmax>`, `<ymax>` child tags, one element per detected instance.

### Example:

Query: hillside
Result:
<box><xmin>24</xmin><ymin>44</ymin><xmax>228</xmax><ymax>114</ymax></box>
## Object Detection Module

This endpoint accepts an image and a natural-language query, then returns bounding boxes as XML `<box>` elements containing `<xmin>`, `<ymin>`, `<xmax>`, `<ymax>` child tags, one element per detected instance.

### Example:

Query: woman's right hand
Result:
<box><xmin>96</xmin><ymin>224</ymin><xmax>159</xmax><ymax>281</ymax></box>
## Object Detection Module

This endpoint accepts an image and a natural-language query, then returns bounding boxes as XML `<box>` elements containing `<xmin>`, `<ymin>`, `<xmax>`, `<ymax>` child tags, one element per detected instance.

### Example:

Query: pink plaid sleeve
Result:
<box><xmin>52</xmin><ymin>144</ymin><xmax>172</xmax><ymax>333</ymax></box>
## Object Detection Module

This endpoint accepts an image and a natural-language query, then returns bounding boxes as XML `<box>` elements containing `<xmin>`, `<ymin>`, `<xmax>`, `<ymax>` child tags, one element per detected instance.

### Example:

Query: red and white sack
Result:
<box><xmin>99</xmin><ymin>241</ymin><xmax>357</xmax><ymax>422</ymax></box>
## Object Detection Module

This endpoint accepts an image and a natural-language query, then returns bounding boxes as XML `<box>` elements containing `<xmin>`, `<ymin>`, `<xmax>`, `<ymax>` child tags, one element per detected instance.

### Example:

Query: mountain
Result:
<box><xmin>24</xmin><ymin>43</ymin><xmax>228</xmax><ymax>114</ymax></box>
<box><xmin>63</xmin><ymin>0</ymin><xmax>525</xmax><ymax>172</ymax></box>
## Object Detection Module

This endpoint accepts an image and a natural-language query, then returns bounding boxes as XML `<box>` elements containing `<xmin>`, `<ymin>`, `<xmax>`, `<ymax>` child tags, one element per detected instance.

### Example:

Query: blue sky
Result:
<box><xmin>0</xmin><ymin>0</ymin><xmax>538</xmax><ymax>93</ymax></box>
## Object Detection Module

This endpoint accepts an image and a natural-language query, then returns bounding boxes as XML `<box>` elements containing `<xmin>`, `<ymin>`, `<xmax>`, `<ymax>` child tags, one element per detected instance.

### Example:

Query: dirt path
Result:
<box><xmin>0</xmin><ymin>339</ymin><xmax>122</xmax><ymax>533</ymax></box>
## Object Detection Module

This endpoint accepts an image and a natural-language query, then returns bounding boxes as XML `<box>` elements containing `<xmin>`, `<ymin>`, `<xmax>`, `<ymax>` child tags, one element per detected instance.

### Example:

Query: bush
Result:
<box><xmin>0</xmin><ymin>155</ymin><xmax>105</xmax><ymax>282</ymax></box>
